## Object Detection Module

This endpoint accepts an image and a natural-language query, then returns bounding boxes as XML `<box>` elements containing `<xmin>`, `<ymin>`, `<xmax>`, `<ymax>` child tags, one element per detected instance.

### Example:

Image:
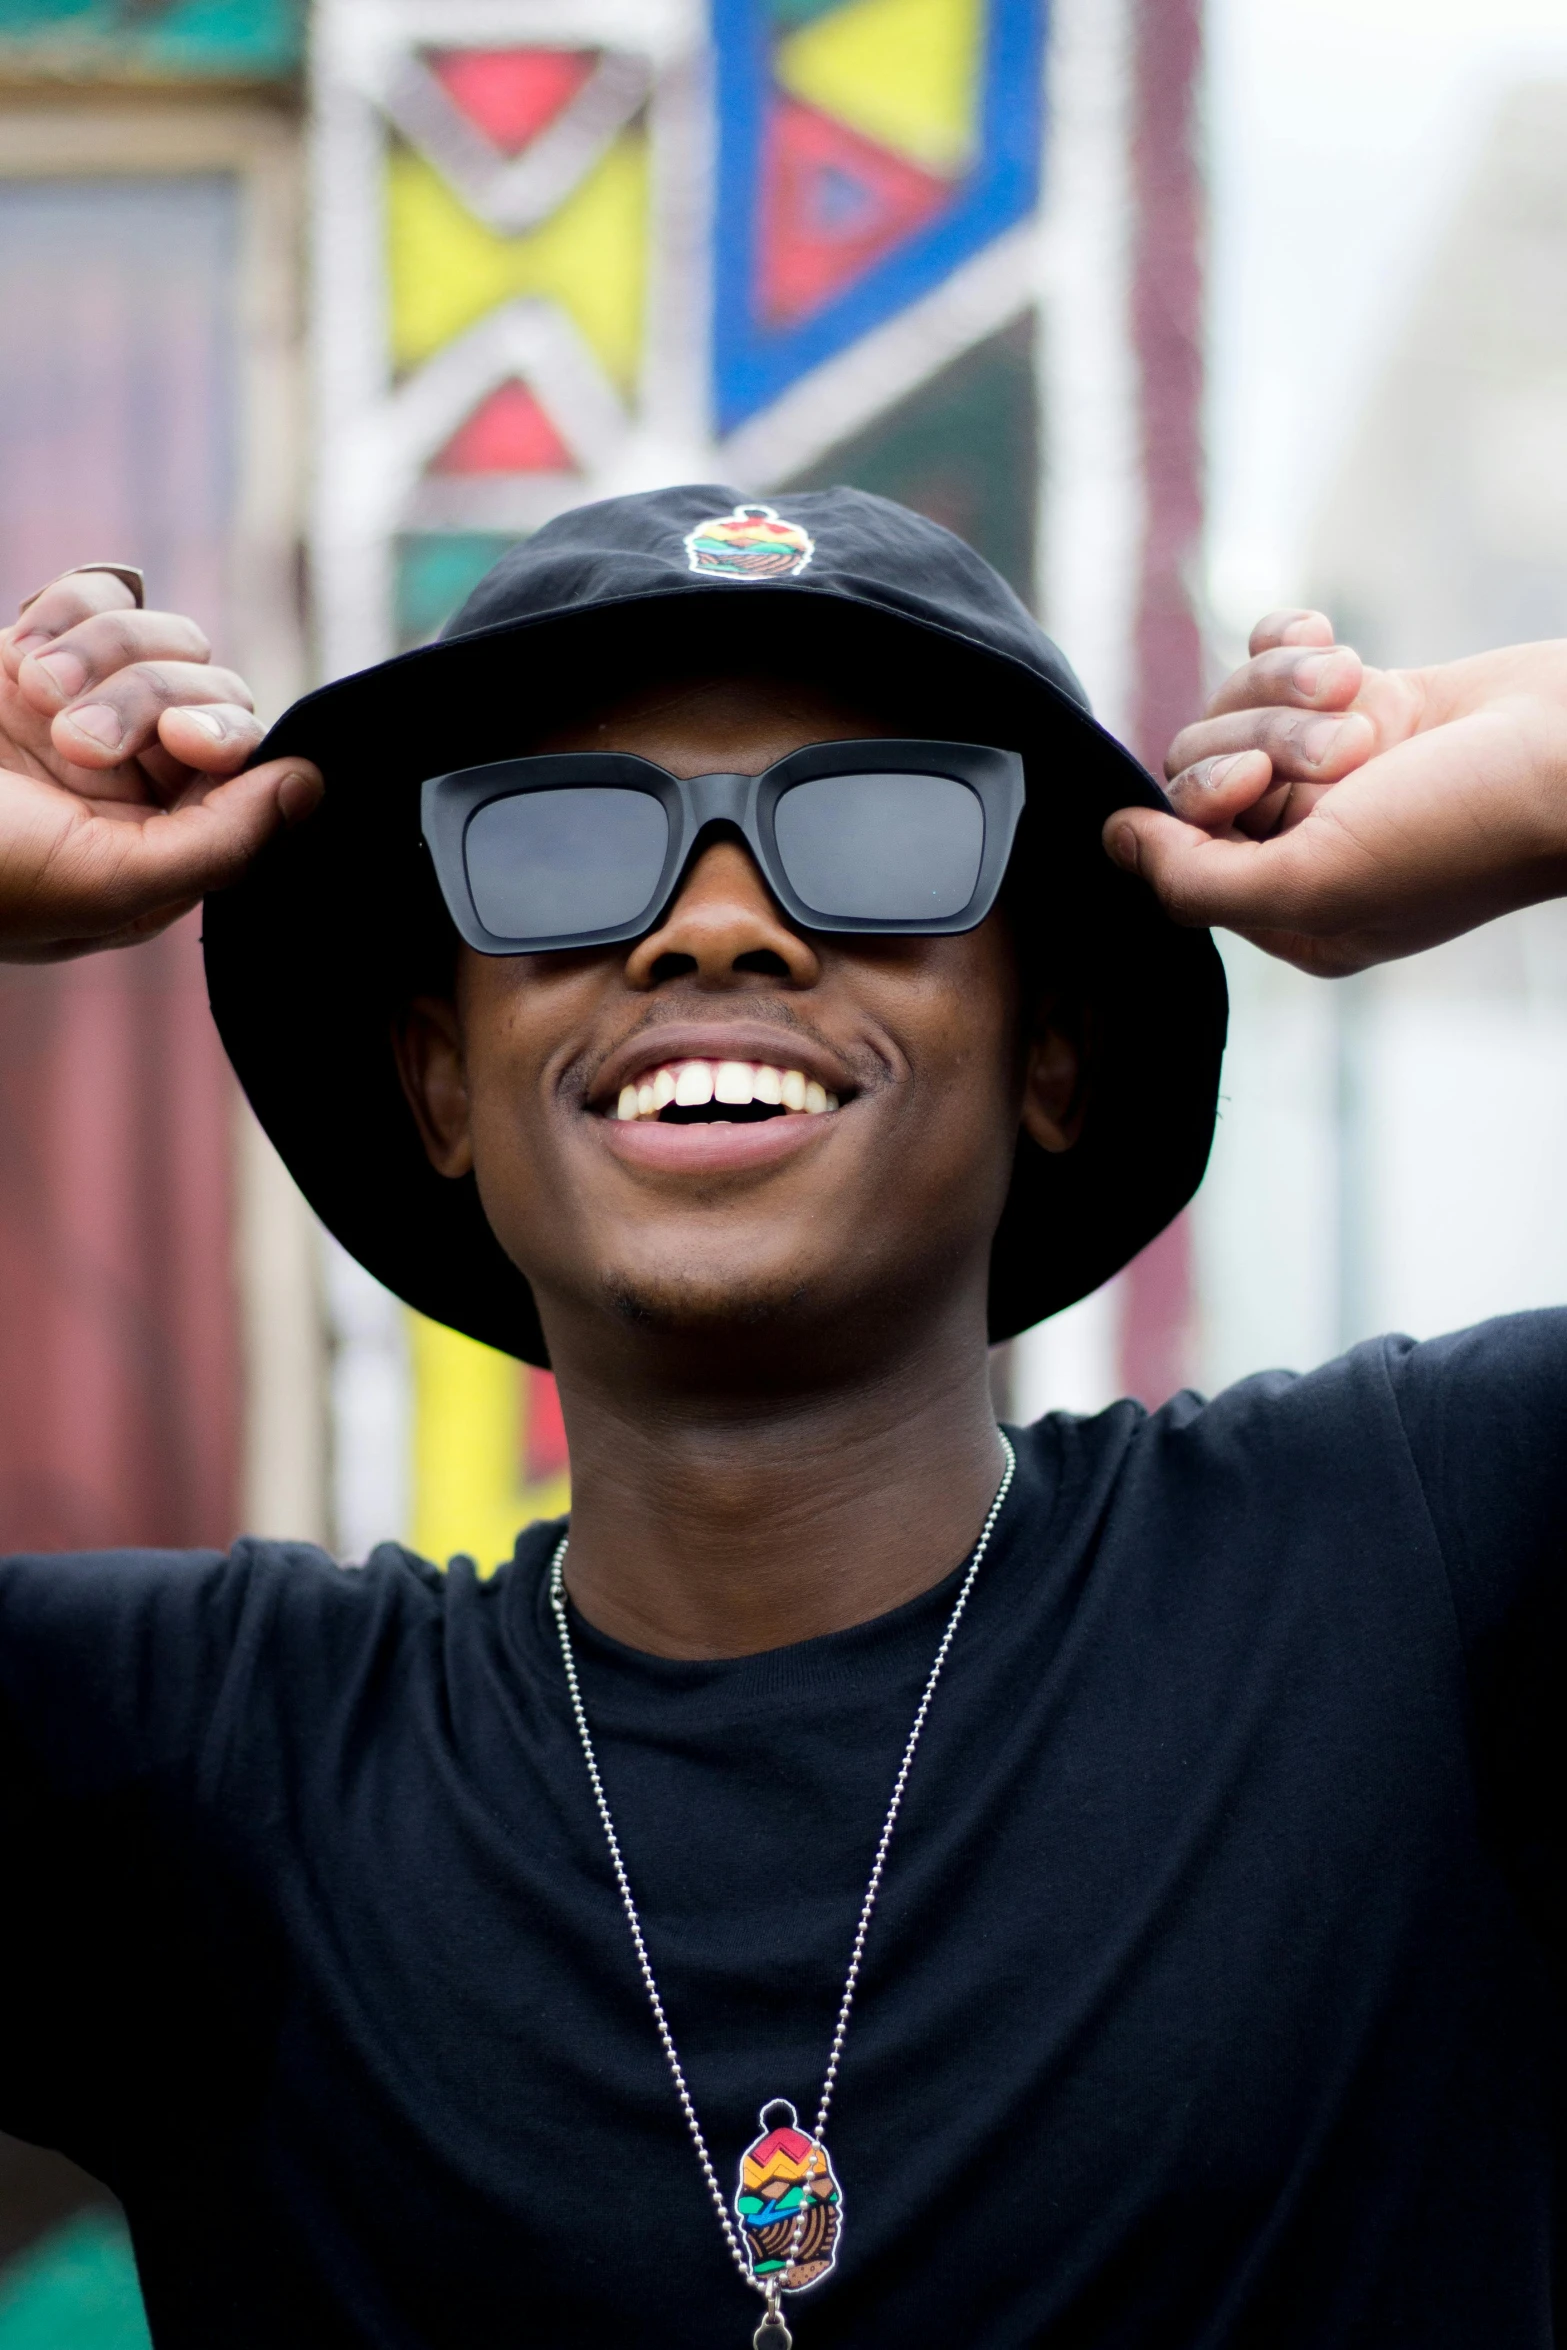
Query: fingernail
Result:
<box><xmin>279</xmin><ymin>770</ymin><xmax>324</xmax><ymax>824</ymax></box>
<box><xmin>1202</xmin><ymin>755</ymin><xmax>1243</xmax><ymax>790</ymax></box>
<box><xmin>182</xmin><ymin>709</ymin><xmax>226</xmax><ymax>739</ymax></box>
<box><xmin>63</xmin><ymin>703</ymin><xmax>123</xmax><ymax>749</ymax></box>
<box><xmin>33</xmin><ymin>649</ymin><xmax>87</xmax><ymax>698</ymax></box>
<box><xmin>1292</xmin><ymin>654</ymin><xmax>1331</xmax><ymax>697</ymax></box>
<box><xmin>1300</xmin><ymin>717</ymin><xmax>1343</xmax><ymax>765</ymax></box>
<box><xmin>1105</xmin><ymin>821</ymin><xmax>1140</xmax><ymax>871</ymax></box>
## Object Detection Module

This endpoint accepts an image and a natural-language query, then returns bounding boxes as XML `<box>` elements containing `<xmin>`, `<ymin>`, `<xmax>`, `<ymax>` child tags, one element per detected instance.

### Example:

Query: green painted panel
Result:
<box><xmin>0</xmin><ymin>2213</ymin><xmax>150</xmax><ymax>2350</ymax></box>
<box><xmin>765</xmin><ymin>0</ymin><xmax>854</xmax><ymax>24</ymax></box>
<box><xmin>0</xmin><ymin>0</ymin><xmax>302</xmax><ymax>77</ymax></box>
<box><xmin>397</xmin><ymin>532</ymin><xmax>520</xmax><ymax>650</ymax></box>
<box><xmin>782</xmin><ymin>313</ymin><xmax>1039</xmax><ymax>604</ymax></box>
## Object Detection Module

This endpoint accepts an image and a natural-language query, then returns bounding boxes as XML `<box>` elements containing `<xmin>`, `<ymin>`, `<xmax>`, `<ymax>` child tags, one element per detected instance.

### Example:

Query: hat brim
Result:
<box><xmin>204</xmin><ymin>585</ymin><xmax>1227</xmax><ymax>1366</ymax></box>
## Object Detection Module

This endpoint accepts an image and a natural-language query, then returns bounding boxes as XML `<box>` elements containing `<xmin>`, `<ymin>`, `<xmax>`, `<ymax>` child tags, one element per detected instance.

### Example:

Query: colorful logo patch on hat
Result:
<box><xmin>685</xmin><ymin>503</ymin><xmax>814</xmax><ymax>580</ymax></box>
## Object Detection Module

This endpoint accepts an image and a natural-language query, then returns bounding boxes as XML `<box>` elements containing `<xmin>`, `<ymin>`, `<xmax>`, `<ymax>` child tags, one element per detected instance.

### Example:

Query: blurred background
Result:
<box><xmin>2</xmin><ymin>0</ymin><xmax>1567</xmax><ymax>2335</ymax></box>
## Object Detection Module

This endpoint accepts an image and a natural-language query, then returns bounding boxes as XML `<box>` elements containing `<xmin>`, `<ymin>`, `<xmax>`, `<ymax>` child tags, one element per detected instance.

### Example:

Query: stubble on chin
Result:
<box><xmin>598</xmin><ymin>1259</ymin><xmax>815</xmax><ymax>1337</ymax></box>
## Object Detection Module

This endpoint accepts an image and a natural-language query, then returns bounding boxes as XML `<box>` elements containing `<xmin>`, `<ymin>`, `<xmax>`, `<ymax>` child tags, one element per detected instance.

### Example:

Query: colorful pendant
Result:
<box><xmin>736</xmin><ymin>2100</ymin><xmax>843</xmax><ymax>2295</ymax></box>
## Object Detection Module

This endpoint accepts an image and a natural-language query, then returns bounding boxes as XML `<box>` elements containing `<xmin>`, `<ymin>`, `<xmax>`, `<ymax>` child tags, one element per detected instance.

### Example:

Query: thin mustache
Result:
<box><xmin>574</xmin><ymin>1004</ymin><xmax>874</xmax><ymax>1103</ymax></box>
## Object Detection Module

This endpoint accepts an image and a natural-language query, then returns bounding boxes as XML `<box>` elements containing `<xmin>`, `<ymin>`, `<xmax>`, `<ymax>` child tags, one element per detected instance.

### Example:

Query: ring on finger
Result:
<box><xmin>18</xmin><ymin>563</ymin><xmax>146</xmax><ymax>617</ymax></box>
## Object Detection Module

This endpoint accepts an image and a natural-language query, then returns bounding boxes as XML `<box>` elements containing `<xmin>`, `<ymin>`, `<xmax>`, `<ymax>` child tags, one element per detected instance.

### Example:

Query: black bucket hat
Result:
<box><xmin>204</xmin><ymin>484</ymin><xmax>1227</xmax><ymax>1368</ymax></box>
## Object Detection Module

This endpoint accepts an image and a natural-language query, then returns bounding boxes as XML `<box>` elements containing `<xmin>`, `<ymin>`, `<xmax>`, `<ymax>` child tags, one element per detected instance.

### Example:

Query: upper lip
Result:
<box><xmin>587</xmin><ymin>1020</ymin><xmax>860</xmax><ymax>1113</ymax></box>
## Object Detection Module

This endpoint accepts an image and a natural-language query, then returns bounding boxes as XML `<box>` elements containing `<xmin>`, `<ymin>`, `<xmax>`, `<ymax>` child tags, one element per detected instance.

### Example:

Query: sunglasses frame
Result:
<box><xmin>420</xmin><ymin>738</ymin><xmax>1026</xmax><ymax>955</ymax></box>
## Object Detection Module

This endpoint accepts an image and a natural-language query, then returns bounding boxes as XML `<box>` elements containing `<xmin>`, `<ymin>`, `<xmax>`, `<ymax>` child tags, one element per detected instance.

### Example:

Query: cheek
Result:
<box><xmin>929</xmin><ymin>1025</ymin><xmax>1023</xmax><ymax>1190</ymax></box>
<box><xmin>858</xmin><ymin>945</ymin><xmax>1023</xmax><ymax>1213</ymax></box>
<box><xmin>455</xmin><ymin>965</ymin><xmax>570</xmax><ymax>1182</ymax></box>
<box><xmin>901</xmin><ymin>937</ymin><xmax>1020</xmax><ymax>1115</ymax></box>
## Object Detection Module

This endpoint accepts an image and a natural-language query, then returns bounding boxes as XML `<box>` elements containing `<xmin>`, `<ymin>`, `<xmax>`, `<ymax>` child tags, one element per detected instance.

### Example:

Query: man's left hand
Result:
<box><xmin>1108</xmin><ymin>610</ymin><xmax>1567</xmax><ymax>974</ymax></box>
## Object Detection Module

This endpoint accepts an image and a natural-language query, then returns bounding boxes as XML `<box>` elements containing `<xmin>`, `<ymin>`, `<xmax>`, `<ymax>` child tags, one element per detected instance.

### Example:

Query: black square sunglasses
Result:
<box><xmin>421</xmin><ymin>739</ymin><xmax>1025</xmax><ymax>955</ymax></box>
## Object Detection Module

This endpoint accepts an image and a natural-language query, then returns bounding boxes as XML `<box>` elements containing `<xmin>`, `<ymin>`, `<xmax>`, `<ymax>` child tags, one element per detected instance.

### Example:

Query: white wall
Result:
<box><xmin>1206</xmin><ymin>0</ymin><xmax>1567</xmax><ymax>634</ymax></box>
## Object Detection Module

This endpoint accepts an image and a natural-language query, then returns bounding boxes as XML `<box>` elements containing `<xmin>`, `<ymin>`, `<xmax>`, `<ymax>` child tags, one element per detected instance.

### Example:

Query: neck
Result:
<box><xmin>545</xmin><ymin>1303</ymin><xmax>1007</xmax><ymax>1660</ymax></box>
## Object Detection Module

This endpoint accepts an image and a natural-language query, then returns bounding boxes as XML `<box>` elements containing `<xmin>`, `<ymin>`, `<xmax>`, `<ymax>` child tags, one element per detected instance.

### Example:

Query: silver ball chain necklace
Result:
<box><xmin>547</xmin><ymin>1431</ymin><xmax>1017</xmax><ymax>2349</ymax></box>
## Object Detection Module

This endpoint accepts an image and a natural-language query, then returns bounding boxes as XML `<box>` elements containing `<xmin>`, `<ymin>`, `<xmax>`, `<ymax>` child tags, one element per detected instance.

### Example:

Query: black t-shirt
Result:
<box><xmin>1</xmin><ymin>1315</ymin><xmax>1563</xmax><ymax>2347</ymax></box>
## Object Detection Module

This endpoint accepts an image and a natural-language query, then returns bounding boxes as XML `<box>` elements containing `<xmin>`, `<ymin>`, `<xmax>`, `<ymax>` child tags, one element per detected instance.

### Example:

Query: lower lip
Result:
<box><xmin>593</xmin><ymin>1110</ymin><xmax>842</xmax><ymax>1173</ymax></box>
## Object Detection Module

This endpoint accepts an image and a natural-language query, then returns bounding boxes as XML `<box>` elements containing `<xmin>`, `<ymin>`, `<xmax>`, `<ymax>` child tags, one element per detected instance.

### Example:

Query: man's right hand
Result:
<box><xmin>0</xmin><ymin>568</ymin><xmax>321</xmax><ymax>963</ymax></box>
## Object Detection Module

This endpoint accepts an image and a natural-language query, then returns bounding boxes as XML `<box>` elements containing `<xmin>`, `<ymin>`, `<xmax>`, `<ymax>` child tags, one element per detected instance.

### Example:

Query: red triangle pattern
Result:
<box><xmin>524</xmin><ymin>1370</ymin><xmax>569</xmax><ymax>1484</ymax></box>
<box><xmin>429</xmin><ymin>48</ymin><xmax>597</xmax><ymax>158</ymax></box>
<box><xmin>759</xmin><ymin>96</ymin><xmax>951</xmax><ymax>326</ymax></box>
<box><xmin>431</xmin><ymin>381</ymin><xmax>574</xmax><ymax>476</ymax></box>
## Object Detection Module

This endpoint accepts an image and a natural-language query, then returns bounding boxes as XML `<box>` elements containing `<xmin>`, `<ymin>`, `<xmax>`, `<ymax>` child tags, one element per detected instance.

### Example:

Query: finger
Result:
<box><xmin>45</xmin><ymin>759</ymin><xmax>323</xmax><ymax>940</ymax></box>
<box><xmin>1165</xmin><ymin>749</ymin><xmax>1277</xmax><ymax>831</ymax></box>
<box><xmin>157</xmin><ymin>702</ymin><xmax>266</xmax><ymax>776</ymax></box>
<box><xmin>1102</xmin><ymin>805</ymin><xmax>1365</xmax><ymax>937</ymax></box>
<box><xmin>1163</xmin><ymin>751</ymin><xmax>1326</xmax><ymax>843</ymax></box>
<box><xmin>1231</xmin><ymin>775</ymin><xmax>1345</xmax><ymax>842</ymax></box>
<box><xmin>49</xmin><ymin>660</ymin><xmax>255</xmax><ymax>769</ymax></box>
<box><xmin>15</xmin><ymin>607</ymin><xmax>212</xmax><ymax>714</ymax></box>
<box><xmin>4</xmin><ymin>570</ymin><xmax>140</xmax><ymax>674</ymax></box>
<box><xmin>137</xmin><ymin>739</ymin><xmax>201</xmax><ymax>803</ymax></box>
<box><xmin>1168</xmin><ymin>704</ymin><xmax>1375</xmax><ymax>786</ymax></box>
<box><xmin>1204</xmin><ymin>643</ymin><xmax>1364</xmax><ymax>722</ymax></box>
<box><xmin>134</xmin><ymin>760</ymin><xmax>325</xmax><ymax>895</ymax></box>
<box><xmin>1246</xmin><ymin>608</ymin><xmax>1336</xmax><ymax>658</ymax></box>
<box><xmin>133</xmin><ymin>718</ymin><xmax>260</xmax><ymax>809</ymax></box>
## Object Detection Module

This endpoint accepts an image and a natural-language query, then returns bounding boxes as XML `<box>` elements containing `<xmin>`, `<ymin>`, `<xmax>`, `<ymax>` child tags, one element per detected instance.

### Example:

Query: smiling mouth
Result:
<box><xmin>610</xmin><ymin>1059</ymin><xmax>842</xmax><ymax>1126</ymax></box>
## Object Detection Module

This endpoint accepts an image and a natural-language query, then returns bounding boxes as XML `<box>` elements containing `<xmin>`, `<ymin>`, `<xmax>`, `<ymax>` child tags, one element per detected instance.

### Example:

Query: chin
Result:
<box><xmin>597</xmin><ymin>1263</ymin><xmax>814</xmax><ymax>1338</ymax></box>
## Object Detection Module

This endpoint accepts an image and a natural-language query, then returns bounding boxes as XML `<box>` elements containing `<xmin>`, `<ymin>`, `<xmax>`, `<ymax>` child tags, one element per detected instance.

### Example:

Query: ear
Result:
<box><xmin>1019</xmin><ymin>996</ymin><xmax>1087</xmax><ymax>1156</ymax></box>
<box><xmin>392</xmin><ymin>995</ymin><xmax>475</xmax><ymax>1178</ymax></box>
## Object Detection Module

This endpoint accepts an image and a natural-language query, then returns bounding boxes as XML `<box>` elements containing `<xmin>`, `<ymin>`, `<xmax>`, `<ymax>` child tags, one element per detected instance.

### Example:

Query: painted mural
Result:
<box><xmin>0</xmin><ymin>0</ymin><xmax>301</xmax><ymax>75</ymax></box>
<box><xmin>309</xmin><ymin>0</ymin><xmax>1057</xmax><ymax>1569</ymax></box>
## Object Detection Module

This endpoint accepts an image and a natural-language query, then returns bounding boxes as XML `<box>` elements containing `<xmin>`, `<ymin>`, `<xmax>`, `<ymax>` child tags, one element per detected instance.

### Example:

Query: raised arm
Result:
<box><xmin>0</xmin><ymin>567</ymin><xmax>321</xmax><ymax>962</ymax></box>
<box><xmin>1107</xmin><ymin>611</ymin><xmax>1567</xmax><ymax>975</ymax></box>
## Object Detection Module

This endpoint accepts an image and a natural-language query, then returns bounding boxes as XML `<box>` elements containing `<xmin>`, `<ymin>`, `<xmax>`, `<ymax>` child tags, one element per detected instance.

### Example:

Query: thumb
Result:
<box><xmin>198</xmin><ymin>755</ymin><xmax>324</xmax><ymax>832</ymax></box>
<box><xmin>1102</xmin><ymin>805</ymin><xmax>1302</xmax><ymax>932</ymax></box>
<box><xmin>81</xmin><ymin>757</ymin><xmax>323</xmax><ymax>928</ymax></box>
<box><xmin>153</xmin><ymin>756</ymin><xmax>324</xmax><ymax>886</ymax></box>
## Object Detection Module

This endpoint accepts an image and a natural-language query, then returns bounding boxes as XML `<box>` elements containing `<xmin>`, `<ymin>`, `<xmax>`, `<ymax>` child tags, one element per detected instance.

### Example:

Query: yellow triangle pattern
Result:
<box><xmin>387</xmin><ymin>131</ymin><xmax>648</xmax><ymax>390</ymax></box>
<box><xmin>409</xmin><ymin>1314</ymin><xmax>568</xmax><ymax>1575</ymax></box>
<box><xmin>775</xmin><ymin>0</ymin><xmax>985</xmax><ymax>178</ymax></box>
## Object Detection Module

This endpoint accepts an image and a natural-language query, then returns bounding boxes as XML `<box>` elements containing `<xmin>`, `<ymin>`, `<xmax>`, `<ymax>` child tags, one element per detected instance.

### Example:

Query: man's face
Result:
<box><xmin>396</xmin><ymin>670</ymin><xmax>1082</xmax><ymax>1381</ymax></box>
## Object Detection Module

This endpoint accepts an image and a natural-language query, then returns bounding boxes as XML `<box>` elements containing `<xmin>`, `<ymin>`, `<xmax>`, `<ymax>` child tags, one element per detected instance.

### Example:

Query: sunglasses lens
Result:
<box><xmin>464</xmin><ymin>787</ymin><xmax>669</xmax><ymax>941</ymax></box>
<box><xmin>774</xmin><ymin>774</ymin><xmax>984</xmax><ymax>921</ymax></box>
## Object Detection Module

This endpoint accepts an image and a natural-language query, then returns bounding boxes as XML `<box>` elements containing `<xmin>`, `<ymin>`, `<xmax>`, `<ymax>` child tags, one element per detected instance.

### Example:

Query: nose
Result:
<box><xmin>623</xmin><ymin>834</ymin><xmax>821</xmax><ymax>991</ymax></box>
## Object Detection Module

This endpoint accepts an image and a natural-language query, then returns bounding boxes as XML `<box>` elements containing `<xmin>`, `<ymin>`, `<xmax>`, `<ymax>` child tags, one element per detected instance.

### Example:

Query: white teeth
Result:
<box><xmin>609</xmin><ymin>1060</ymin><xmax>842</xmax><ymax>1121</ymax></box>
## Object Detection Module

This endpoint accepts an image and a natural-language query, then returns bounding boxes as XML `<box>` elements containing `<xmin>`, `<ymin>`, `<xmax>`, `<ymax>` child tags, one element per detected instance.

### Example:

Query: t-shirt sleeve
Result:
<box><xmin>1383</xmin><ymin>1308</ymin><xmax>1567</xmax><ymax>1967</ymax></box>
<box><xmin>0</xmin><ymin>1543</ymin><xmax>303</xmax><ymax>2168</ymax></box>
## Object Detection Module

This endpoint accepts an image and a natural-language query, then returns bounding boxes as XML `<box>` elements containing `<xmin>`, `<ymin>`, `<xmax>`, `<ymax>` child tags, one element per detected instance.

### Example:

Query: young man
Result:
<box><xmin>0</xmin><ymin>491</ymin><xmax>1562</xmax><ymax>2350</ymax></box>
